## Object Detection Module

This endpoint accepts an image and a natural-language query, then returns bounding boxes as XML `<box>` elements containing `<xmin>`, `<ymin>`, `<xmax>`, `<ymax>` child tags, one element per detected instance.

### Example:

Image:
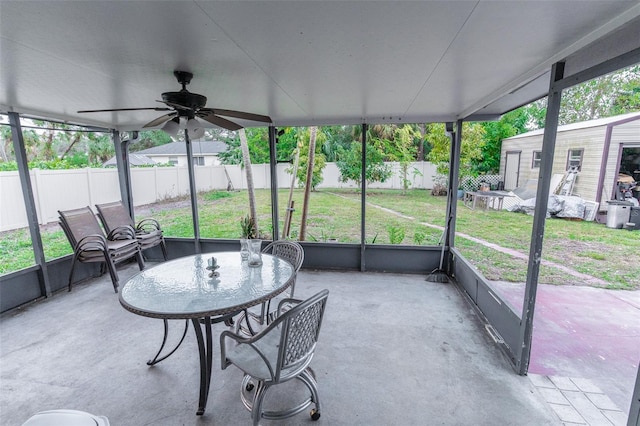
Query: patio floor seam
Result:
<box><xmin>529</xmin><ymin>374</ymin><xmax>628</xmax><ymax>426</ymax></box>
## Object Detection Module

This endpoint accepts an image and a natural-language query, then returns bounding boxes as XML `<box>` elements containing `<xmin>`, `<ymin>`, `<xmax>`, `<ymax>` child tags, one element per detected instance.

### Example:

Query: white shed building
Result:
<box><xmin>500</xmin><ymin>112</ymin><xmax>640</xmax><ymax>210</ymax></box>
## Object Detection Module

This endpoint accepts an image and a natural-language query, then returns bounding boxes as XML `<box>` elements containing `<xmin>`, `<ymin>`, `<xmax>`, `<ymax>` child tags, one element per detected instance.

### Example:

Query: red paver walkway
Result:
<box><xmin>491</xmin><ymin>281</ymin><xmax>640</xmax><ymax>414</ymax></box>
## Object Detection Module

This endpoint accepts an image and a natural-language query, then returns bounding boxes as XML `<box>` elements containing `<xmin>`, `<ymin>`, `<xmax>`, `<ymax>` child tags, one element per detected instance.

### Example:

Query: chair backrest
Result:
<box><xmin>273</xmin><ymin>289</ymin><xmax>328</xmax><ymax>381</ymax></box>
<box><xmin>95</xmin><ymin>201</ymin><xmax>134</xmax><ymax>234</ymax></box>
<box><xmin>58</xmin><ymin>207</ymin><xmax>105</xmax><ymax>247</ymax></box>
<box><xmin>262</xmin><ymin>241</ymin><xmax>304</xmax><ymax>272</ymax></box>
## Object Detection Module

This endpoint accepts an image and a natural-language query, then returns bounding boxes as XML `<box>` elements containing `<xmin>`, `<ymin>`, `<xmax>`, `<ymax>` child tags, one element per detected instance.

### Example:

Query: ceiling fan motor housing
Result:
<box><xmin>161</xmin><ymin>90</ymin><xmax>207</xmax><ymax>110</ymax></box>
<box><xmin>161</xmin><ymin>70</ymin><xmax>208</xmax><ymax>109</ymax></box>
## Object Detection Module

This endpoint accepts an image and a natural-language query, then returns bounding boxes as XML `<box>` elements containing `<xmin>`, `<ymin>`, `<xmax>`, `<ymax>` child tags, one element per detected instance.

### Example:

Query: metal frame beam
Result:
<box><xmin>184</xmin><ymin>131</ymin><xmax>201</xmax><ymax>254</ymax></box>
<box><xmin>446</xmin><ymin>120</ymin><xmax>463</xmax><ymax>254</ymax></box>
<box><xmin>360</xmin><ymin>123</ymin><xmax>367</xmax><ymax>271</ymax></box>
<box><xmin>517</xmin><ymin>61</ymin><xmax>565</xmax><ymax>375</ymax></box>
<box><xmin>113</xmin><ymin>130</ymin><xmax>134</xmax><ymax>218</ymax></box>
<box><xmin>269</xmin><ymin>126</ymin><xmax>279</xmax><ymax>240</ymax></box>
<box><xmin>8</xmin><ymin>112</ymin><xmax>52</xmax><ymax>296</ymax></box>
<box><xmin>555</xmin><ymin>46</ymin><xmax>640</xmax><ymax>92</ymax></box>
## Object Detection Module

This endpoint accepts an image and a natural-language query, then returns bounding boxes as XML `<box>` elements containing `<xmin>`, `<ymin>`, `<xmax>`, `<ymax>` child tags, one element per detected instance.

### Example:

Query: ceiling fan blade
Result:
<box><xmin>143</xmin><ymin>113</ymin><xmax>177</xmax><ymax>128</ymax></box>
<box><xmin>78</xmin><ymin>107</ymin><xmax>172</xmax><ymax>113</ymax></box>
<box><xmin>206</xmin><ymin>108</ymin><xmax>272</xmax><ymax>123</ymax></box>
<box><xmin>156</xmin><ymin>100</ymin><xmax>191</xmax><ymax>111</ymax></box>
<box><xmin>198</xmin><ymin>112</ymin><xmax>243</xmax><ymax>131</ymax></box>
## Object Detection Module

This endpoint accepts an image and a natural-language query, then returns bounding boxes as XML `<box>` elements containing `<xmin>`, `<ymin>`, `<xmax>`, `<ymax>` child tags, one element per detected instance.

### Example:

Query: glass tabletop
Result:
<box><xmin>119</xmin><ymin>252</ymin><xmax>294</xmax><ymax>319</ymax></box>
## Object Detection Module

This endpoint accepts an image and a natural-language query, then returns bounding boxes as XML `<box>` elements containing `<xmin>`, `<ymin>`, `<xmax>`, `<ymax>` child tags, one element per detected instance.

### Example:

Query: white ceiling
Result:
<box><xmin>1</xmin><ymin>1</ymin><xmax>639</xmax><ymax>131</ymax></box>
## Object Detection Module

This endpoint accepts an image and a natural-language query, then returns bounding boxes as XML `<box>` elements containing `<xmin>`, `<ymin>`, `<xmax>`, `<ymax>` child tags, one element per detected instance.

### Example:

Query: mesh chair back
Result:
<box><xmin>59</xmin><ymin>207</ymin><xmax>105</xmax><ymax>246</ymax></box>
<box><xmin>276</xmin><ymin>289</ymin><xmax>328</xmax><ymax>380</ymax></box>
<box><xmin>262</xmin><ymin>241</ymin><xmax>304</xmax><ymax>272</ymax></box>
<box><xmin>95</xmin><ymin>201</ymin><xmax>134</xmax><ymax>234</ymax></box>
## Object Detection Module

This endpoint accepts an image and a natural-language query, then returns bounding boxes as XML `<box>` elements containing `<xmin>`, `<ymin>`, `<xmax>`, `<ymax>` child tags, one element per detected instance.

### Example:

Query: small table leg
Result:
<box><xmin>192</xmin><ymin>317</ymin><xmax>214</xmax><ymax>415</ymax></box>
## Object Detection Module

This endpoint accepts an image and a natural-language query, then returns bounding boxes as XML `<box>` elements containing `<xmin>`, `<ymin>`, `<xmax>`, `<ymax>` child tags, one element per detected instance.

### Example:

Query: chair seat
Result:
<box><xmin>22</xmin><ymin>409</ymin><xmax>109</xmax><ymax>426</ymax></box>
<box><xmin>106</xmin><ymin>238</ymin><xmax>138</xmax><ymax>251</ymax></box>
<box><xmin>107</xmin><ymin>239</ymin><xmax>141</xmax><ymax>260</ymax></box>
<box><xmin>225</xmin><ymin>330</ymin><xmax>282</xmax><ymax>380</ymax></box>
<box><xmin>136</xmin><ymin>230</ymin><xmax>163</xmax><ymax>248</ymax></box>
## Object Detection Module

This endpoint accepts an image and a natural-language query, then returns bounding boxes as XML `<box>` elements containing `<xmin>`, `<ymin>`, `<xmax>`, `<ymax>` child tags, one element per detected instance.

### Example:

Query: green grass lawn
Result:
<box><xmin>2</xmin><ymin>188</ymin><xmax>639</xmax><ymax>290</ymax></box>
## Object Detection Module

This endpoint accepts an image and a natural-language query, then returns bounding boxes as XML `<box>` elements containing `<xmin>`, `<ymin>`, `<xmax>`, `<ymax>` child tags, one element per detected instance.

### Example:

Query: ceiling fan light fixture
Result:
<box><xmin>186</xmin><ymin>117</ymin><xmax>205</xmax><ymax>139</ymax></box>
<box><xmin>162</xmin><ymin>117</ymin><xmax>180</xmax><ymax>137</ymax></box>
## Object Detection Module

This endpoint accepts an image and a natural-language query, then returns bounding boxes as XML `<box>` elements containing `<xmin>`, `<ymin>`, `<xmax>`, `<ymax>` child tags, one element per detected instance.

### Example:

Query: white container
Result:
<box><xmin>606</xmin><ymin>201</ymin><xmax>632</xmax><ymax>229</ymax></box>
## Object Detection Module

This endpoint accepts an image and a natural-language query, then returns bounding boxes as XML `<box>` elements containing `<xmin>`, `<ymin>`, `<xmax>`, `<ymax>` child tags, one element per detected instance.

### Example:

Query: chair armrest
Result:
<box><xmin>219</xmin><ymin>330</ymin><xmax>276</xmax><ymax>379</ymax></box>
<box><xmin>107</xmin><ymin>225</ymin><xmax>136</xmax><ymax>241</ymax></box>
<box><xmin>75</xmin><ymin>234</ymin><xmax>109</xmax><ymax>252</ymax></box>
<box><xmin>136</xmin><ymin>218</ymin><xmax>162</xmax><ymax>234</ymax></box>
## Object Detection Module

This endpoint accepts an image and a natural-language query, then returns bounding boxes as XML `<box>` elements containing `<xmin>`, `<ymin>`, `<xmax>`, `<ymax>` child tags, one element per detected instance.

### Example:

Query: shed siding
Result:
<box><xmin>500</xmin><ymin>136</ymin><xmax>539</xmax><ymax>185</ymax></box>
<box><xmin>501</xmin><ymin>116</ymin><xmax>640</xmax><ymax>206</ymax></box>
<box><xmin>552</xmin><ymin>126</ymin><xmax>607</xmax><ymax>201</ymax></box>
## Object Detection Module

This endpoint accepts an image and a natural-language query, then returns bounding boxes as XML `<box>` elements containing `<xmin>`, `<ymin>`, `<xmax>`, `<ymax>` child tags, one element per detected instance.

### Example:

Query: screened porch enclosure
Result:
<box><xmin>1</xmin><ymin>2</ymin><xmax>640</xmax><ymax>424</ymax></box>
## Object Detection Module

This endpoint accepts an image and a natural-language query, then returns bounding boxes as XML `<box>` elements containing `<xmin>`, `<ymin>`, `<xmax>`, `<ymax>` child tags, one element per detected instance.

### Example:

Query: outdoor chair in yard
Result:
<box><xmin>221</xmin><ymin>289</ymin><xmax>329</xmax><ymax>426</ymax></box>
<box><xmin>95</xmin><ymin>200</ymin><xmax>168</xmax><ymax>261</ymax></box>
<box><xmin>59</xmin><ymin>206</ymin><xmax>145</xmax><ymax>293</ymax></box>
<box><xmin>237</xmin><ymin>240</ymin><xmax>305</xmax><ymax>335</ymax></box>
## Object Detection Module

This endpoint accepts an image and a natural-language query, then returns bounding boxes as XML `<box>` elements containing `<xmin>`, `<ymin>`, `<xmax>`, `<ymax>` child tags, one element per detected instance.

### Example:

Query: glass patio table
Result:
<box><xmin>119</xmin><ymin>251</ymin><xmax>294</xmax><ymax>415</ymax></box>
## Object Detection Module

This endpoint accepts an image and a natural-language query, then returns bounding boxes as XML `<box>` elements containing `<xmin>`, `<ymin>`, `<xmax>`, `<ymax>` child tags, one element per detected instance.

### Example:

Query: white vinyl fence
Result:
<box><xmin>0</xmin><ymin>161</ymin><xmax>437</xmax><ymax>232</ymax></box>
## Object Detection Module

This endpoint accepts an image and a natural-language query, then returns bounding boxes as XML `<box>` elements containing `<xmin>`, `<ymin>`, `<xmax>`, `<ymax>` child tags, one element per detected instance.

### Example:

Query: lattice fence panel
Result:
<box><xmin>460</xmin><ymin>175</ymin><xmax>503</xmax><ymax>192</ymax></box>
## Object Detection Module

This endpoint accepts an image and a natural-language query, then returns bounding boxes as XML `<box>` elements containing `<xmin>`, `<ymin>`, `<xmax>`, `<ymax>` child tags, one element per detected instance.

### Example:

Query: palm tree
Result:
<box><xmin>299</xmin><ymin>126</ymin><xmax>317</xmax><ymax>241</ymax></box>
<box><xmin>239</xmin><ymin>129</ymin><xmax>259</xmax><ymax>235</ymax></box>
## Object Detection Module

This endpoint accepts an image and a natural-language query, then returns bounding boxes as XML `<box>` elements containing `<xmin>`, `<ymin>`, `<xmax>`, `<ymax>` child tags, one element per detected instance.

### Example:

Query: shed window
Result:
<box><xmin>194</xmin><ymin>156</ymin><xmax>205</xmax><ymax>166</ymax></box>
<box><xmin>532</xmin><ymin>151</ymin><xmax>542</xmax><ymax>169</ymax></box>
<box><xmin>566</xmin><ymin>149</ymin><xmax>583</xmax><ymax>171</ymax></box>
<box><xmin>168</xmin><ymin>156</ymin><xmax>178</xmax><ymax>165</ymax></box>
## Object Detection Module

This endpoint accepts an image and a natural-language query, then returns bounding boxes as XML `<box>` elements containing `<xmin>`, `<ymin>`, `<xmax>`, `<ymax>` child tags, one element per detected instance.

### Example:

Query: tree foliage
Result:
<box><xmin>336</xmin><ymin>141</ymin><xmax>392</xmax><ymax>186</ymax></box>
<box><xmin>218</xmin><ymin>128</ymin><xmax>270</xmax><ymax>165</ymax></box>
<box><xmin>129</xmin><ymin>130</ymin><xmax>172</xmax><ymax>152</ymax></box>
<box><xmin>524</xmin><ymin>64</ymin><xmax>640</xmax><ymax>127</ymax></box>
<box><xmin>427</xmin><ymin>122</ymin><xmax>485</xmax><ymax>181</ymax></box>
<box><xmin>476</xmin><ymin>109</ymin><xmax>530</xmax><ymax>174</ymax></box>
<box><xmin>0</xmin><ymin>117</ymin><xmax>113</xmax><ymax>167</ymax></box>
<box><xmin>295</xmin><ymin>128</ymin><xmax>326</xmax><ymax>190</ymax></box>
<box><xmin>466</xmin><ymin>65</ymin><xmax>640</xmax><ymax>174</ymax></box>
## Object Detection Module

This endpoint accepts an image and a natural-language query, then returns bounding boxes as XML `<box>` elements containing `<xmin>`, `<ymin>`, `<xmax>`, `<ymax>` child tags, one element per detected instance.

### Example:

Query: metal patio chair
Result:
<box><xmin>59</xmin><ymin>206</ymin><xmax>145</xmax><ymax>293</ymax></box>
<box><xmin>238</xmin><ymin>240</ymin><xmax>304</xmax><ymax>335</ymax></box>
<box><xmin>221</xmin><ymin>289</ymin><xmax>329</xmax><ymax>425</ymax></box>
<box><xmin>95</xmin><ymin>200</ymin><xmax>168</xmax><ymax>261</ymax></box>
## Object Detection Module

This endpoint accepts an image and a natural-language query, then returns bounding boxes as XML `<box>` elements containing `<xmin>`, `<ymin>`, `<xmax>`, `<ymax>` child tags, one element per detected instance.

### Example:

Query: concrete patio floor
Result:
<box><xmin>2</xmin><ymin>263</ymin><xmax>563</xmax><ymax>425</ymax></box>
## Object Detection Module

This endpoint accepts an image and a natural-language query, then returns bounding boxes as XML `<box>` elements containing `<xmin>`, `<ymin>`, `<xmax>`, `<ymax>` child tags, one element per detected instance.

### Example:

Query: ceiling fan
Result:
<box><xmin>78</xmin><ymin>70</ymin><xmax>272</xmax><ymax>134</ymax></box>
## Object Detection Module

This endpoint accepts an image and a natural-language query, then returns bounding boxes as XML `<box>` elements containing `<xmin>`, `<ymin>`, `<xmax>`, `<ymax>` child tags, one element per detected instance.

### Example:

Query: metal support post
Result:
<box><xmin>445</xmin><ymin>120</ymin><xmax>462</xmax><ymax>253</ymax></box>
<box><xmin>517</xmin><ymin>61</ymin><xmax>565</xmax><ymax>375</ymax></box>
<box><xmin>185</xmin><ymin>130</ymin><xmax>201</xmax><ymax>254</ymax></box>
<box><xmin>268</xmin><ymin>126</ymin><xmax>279</xmax><ymax>240</ymax></box>
<box><xmin>113</xmin><ymin>130</ymin><xmax>134</xmax><ymax>219</ymax></box>
<box><xmin>360</xmin><ymin>123</ymin><xmax>368</xmax><ymax>272</ymax></box>
<box><xmin>8</xmin><ymin>112</ymin><xmax>52</xmax><ymax>296</ymax></box>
